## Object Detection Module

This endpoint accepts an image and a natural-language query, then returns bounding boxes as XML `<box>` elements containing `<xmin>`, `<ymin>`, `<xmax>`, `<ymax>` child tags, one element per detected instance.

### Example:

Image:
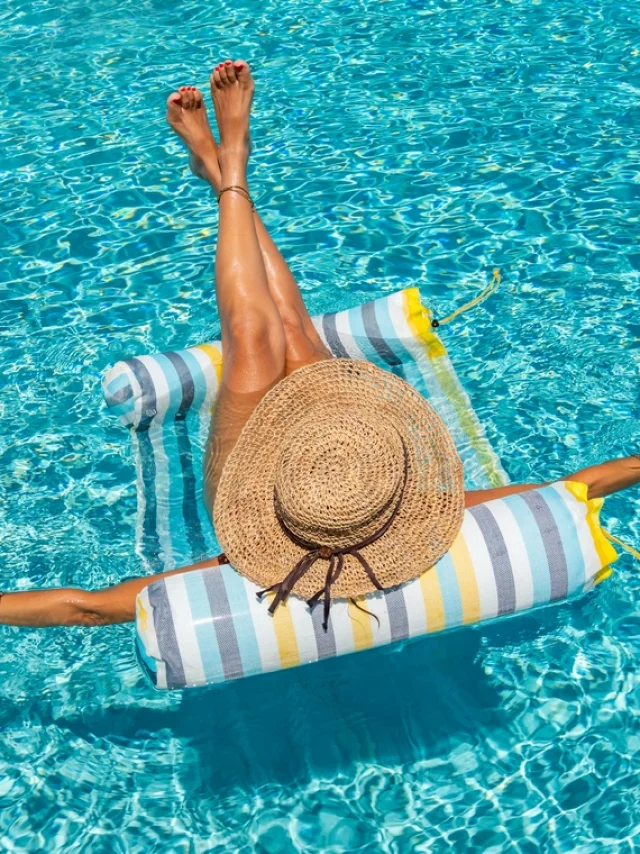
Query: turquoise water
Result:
<box><xmin>1</xmin><ymin>0</ymin><xmax>639</xmax><ymax>849</ymax></box>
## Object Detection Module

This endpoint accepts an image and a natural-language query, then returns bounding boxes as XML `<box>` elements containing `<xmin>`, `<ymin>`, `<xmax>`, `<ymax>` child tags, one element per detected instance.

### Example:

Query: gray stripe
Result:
<box><xmin>124</xmin><ymin>357</ymin><xmax>157</xmax><ymax>430</ymax></box>
<box><xmin>310</xmin><ymin>602</ymin><xmax>337</xmax><ymax>659</ymax></box>
<box><xmin>147</xmin><ymin>580</ymin><xmax>186</xmax><ymax>690</ymax></box>
<box><xmin>202</xmin><ymin>568</ymin><xmax>244</xmax><ymax>680</ymax></box>
<box><xmin>322</xmin><ymin>312</ymin><xmax>350</xmax><ymax>358</ymax></box>
<box><xmin>384</xmin><ymin>587</ymin><xmax>409</xmax><ymax>641</ymax></box>
<box><xmin>361</xmin><ymin>301</ymin><xmax>405</xmax><ymax>378</ymax></box>
<box><xmin>469</xmin><ymin>504</ymin><xmax>516</xmax><ymax>615</ymax></box>
<box><xmin>135</xmin><ymin>429</ymin><xmax>164</xmax><ymax>572</ymax></box>
<box><xmin>165</xmin><ymin>351</ymin><xmax>195</xmax><ymax>417</ymax></box>
<box><xmin>521</xmin><ymin>491</ymin><xmax>569</xmax><ymax>600</ymax></box>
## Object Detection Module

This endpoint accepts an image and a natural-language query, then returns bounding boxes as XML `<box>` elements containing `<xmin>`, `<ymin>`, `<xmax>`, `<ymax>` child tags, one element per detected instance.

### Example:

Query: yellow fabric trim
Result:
<box><xmin>136</xmin><ymin>596</ymin><xmax>148</xmax><ymax>633</ymax></box>
<box><xmin>403</xmin><ymin>287</ymin><xmax>446</xmax><ymax>359</ymax></box>
<box><xmin>348</xmin><ymin>600</ymin><xmax>375</xmax><ymax>650</ymax></box>
<box><xmin>562</xmin><ymin>481</ymin><xmax>619</xmax><ymax>579</ymax></box>
<box><xmin>448</xmin><ymin>533</ymin><xmax>481</xmax><ymax>624</ymax></box>
<box><xmin>194</xmin><ymin>343</ymin><xmax>223</xmax><ymax>386</ymax></box>
<box><xmin>402</xmin><ymin>288</ymin><xmax>505</xmax><ymax>488</ymax></box>
<box><xmin>602</xmin><ymin>530</ymin><xmax>640</xmax><ymax>562</ymax></box>
<box><xmin>420</xmin><ymin>566</ymin><xmax>446</xmax><ymax>633</ymax></box>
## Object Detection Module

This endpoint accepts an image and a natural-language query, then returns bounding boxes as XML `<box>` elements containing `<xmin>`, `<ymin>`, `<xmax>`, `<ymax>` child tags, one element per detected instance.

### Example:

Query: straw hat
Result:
<box><xmin>214</xmin><ymin>359</ymin><xmax>464</xmax><ymax>625</ymax></box>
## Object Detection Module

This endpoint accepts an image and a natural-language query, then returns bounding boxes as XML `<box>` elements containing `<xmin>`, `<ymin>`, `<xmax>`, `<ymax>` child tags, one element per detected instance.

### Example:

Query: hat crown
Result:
<box><xmin>274</xmin><ymin>410</ymin><xmax>406</xmax><ymax>549</ymax></box>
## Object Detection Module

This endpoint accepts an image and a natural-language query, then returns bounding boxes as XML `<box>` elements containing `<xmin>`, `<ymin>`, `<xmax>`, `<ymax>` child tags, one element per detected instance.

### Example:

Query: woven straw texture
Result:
<box><xmin>214</xmin><ymin>359</ymin><xmax>465</xmax><ymax>599</ymax></box>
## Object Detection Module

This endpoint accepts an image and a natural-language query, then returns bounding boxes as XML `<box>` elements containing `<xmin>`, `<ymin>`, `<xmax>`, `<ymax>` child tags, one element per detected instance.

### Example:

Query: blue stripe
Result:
<box><xmin>183</xmin><ymin>572</ymin><xmax>225</xmax><ymax>683</ymax></box>
<box><xmin>108</xmin><ymin>398</ymin><xmax>136</xmax><ymax>418</ymax></box>
<box><xmin>434</xmin><ymin>551</ymin><xmax>464</xmax><ymax>627</ymax></box>
<box><xmin>105</xmin><ymin>371</ymin><xmax>132</xmax><ymax>394</ymax></box>
<box><xmin>507</xmin><ymin>494</ymin><xmax>552</xmax><ymax>604</ymax></box>
<box><xmin>218</xmin><ymin>565</ymin><xmax>263</xmax><ymax>678</ymax></box>
<box><xmin>537</xmin><ymin>486</ymin><xmax>586</xmax><ymax>594</ymax></box>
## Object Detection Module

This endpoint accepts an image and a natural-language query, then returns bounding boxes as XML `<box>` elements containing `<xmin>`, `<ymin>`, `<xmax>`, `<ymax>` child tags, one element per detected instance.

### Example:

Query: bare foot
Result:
<box><xmin>209</xmin><ymin>60</ymin><xmax>254</xmax><ymax>172</ymax></box>
<box><xmin>165</xmin><ymin>86</ymin><xmax>222</xmax><ymax>192</ymax></box>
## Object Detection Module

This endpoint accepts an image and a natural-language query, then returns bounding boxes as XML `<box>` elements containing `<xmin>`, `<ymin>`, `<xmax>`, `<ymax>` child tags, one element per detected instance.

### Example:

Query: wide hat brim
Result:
<box><xmin>214</xmin><ymin>359</ymin><xmax>465</xmax><ymax>600</ymax></box>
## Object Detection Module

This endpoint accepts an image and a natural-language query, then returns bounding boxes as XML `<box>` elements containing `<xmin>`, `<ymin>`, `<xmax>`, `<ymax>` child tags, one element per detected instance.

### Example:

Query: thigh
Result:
<box><xmin>203</xmin><ymin>354</ymin><xmax>284</xmax><ymax>515</ymax></box>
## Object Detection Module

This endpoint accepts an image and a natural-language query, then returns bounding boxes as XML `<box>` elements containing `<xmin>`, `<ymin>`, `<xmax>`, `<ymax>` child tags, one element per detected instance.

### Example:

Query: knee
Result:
<box><xmin>225</xmin><ymin>310</ymin><xmax>286</xmax><ymax>358</ymax></box>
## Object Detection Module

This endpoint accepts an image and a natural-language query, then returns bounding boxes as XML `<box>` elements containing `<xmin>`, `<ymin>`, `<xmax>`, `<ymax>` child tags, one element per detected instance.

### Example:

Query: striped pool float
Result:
<box><xmin>102</xmin><ymin>287</ymin><xmax>508</xmax><ymax>572</ymax></box>
<box><xmin>102</xmin><ymin>288</ymin><xmax>617</xmax><ymax>690</ymax></box>
<box><xmin>134</xmin><ymin>481</ymin><xmax>616</xmax><ymax>690</ymax></box>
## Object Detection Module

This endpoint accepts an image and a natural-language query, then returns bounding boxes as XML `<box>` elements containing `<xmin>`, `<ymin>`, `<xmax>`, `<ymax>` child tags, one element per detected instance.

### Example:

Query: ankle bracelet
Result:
<box><xmin>217</xmin><ymin>185</ymin><xmax>255</xmax><ymax>210</ymax></box>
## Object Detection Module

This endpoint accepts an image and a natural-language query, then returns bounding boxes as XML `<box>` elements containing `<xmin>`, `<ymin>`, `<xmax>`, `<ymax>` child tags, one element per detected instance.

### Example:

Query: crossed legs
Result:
<box><xmin>166</xmin><ymin>64</ymin><xmax>331</xmax><ymax>511</ymax></box>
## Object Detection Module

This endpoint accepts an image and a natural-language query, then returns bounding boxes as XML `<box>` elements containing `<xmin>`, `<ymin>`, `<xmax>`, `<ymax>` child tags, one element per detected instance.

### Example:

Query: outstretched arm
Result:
<box><xmin>0</xmin><ymin>555</ymin><xmax>227</xmax><ymax>628</ymax></box>
<box><xmin>464</xmin><ymin>455</ymin><xmax>640</xmax><ymax>508</ymax></box>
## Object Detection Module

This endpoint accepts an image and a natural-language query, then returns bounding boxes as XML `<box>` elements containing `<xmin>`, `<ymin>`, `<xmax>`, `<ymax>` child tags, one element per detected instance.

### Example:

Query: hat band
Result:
<box><xmin>257</xmin><ymin>442</ymin><xmax>409</xmax><ymax>631</ymax></box>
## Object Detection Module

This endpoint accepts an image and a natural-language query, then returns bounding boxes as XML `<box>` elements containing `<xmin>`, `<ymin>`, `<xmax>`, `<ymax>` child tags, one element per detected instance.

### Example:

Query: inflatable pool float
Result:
<box><xmin>103</xmin><ymin>288</ymin><xmax>617</xmax><ymax>690</ymax></box>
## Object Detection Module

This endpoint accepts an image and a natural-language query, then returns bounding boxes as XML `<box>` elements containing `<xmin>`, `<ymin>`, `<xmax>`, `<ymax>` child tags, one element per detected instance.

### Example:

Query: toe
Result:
<box><xmin>211</xmin><ymin>67</ymin><xmax>223</xmax><ymax>89</ymax></box>
<box><xmin>166</xmin><ymin>91</ymin><xmax>182</xmax><ymax>116</ymax></box>
<box><xmin>193</xmin><ymin>87</ymin><xmax>203</xmax><ymax>108</ymax></box>
<box><xmin>218</xmin><ymin>62</ymin><xmax>230</xmax><ymax>85</ymax></box>
<box><xmin>223</xmin><ymin>60</ymin><xmax>236</xmax><ymax>83</ymax></box>
<box><xmin>233</xmin><ymin>60</ymin><xmax>251</xmax><ymax>84</ymax></box>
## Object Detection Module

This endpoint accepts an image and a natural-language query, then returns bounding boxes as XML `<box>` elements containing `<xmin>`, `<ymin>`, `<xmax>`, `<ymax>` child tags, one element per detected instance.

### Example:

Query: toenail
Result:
<box><xmin>234</xmin><ymin>64</ymin><xmax>243</xmax><ymax>70</ymax></box>
<box><xmin>225</xmin><ymin>60</ymin><xmax>232</xmax><ymax>65</ymax></box>
<box><xmin>172</xmin><ymin>97</ymin><xmax>181</xmax><ymax>103</ymax></box>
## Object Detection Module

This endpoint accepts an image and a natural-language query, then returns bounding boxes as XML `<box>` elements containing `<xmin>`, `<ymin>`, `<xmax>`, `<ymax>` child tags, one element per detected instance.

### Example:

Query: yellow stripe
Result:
<box><xmin>403</xmin><ymin>287</ymin><xmax>447</xmax><ymax>359</ymax></box>
<box><xmin>563</xmin><ymin>481</ymin><xmax>619</xmax><ymax>575</ymax></box>
<box><xmin>402</xmin><ymin>289</ymin><xmax>505</xmax><ymax>488</ymax></box>
<box><xmin>193</xmin><ymin>343</ymin><xmax>223</xmax><ymax>388</ymax></box>
<box><xmin>270</xmin><ymin>599</ymin><xmax>300</xmax><ymax>668</ymax></box>
<box><xmin>447</xmin><ymin>533</ymin><xmax>481</xmax><ymax>624</ymax></box>
<box><xmin>347</xmin><ymin>599</ymin><xmax>375</xmax><ymax>650</ymax></box>
<box><xmin>420</xmin><ymin>566</ymin><xmax>446</xmax><ymax>633</ymax></box>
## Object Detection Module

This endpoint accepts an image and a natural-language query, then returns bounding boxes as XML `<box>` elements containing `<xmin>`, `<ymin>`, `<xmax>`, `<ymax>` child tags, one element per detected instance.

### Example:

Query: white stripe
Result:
<box><xmin>188</xmin><ymin>344</ymin><xmax>221</xmax><ymax>410</ymax></box>
<box><xmin>189</xmin><ymin>345</ymin><xmax>221</xmax><ymax>471</ymax></box>
<box><xmin>401</xmin><ymin>577</ymin><xmax>428</xmax><ymax>638</ymax></box>
<box><xmin>551</xmin><ymin>483</ymin><xmax>598</xmax><ymax>586</ymax></box>
<box><xmin>164</xmin><ymin>575</ymin><xmax>207</xmax><ymax>688</ymax></box>
<box><xmin>485</xmin><ymin>499</ymin><xmax>534</xmax><ymax>611</ymax></box>
<box><xmin>243</xmin><ymin>578</ymin><xmax>282</xmax><ymax>674</ymax></box>
<box><xmin>137</xmin><ymin>355</ymin><xmax>171</xmax><ymax>424</ymax></box>
<box><xmin>459</xmin><ymin>512</ymin><xmax>499</xmax><ymax>619</ymax></box>
<box><xmin>138</xmin><ymin>357</ymin><xmax>181</xmax><ymax>568</ymax></box>
<box><xmin>312</xmin><ymin>315</ymin><xmax>330</xmax><ymax>350</ymax></box>
<box><xmin>130</xmin><ymin>430</ymin><xmax>147</xmax><ymax>562</ymax></box>
<box><xmin>146</xmin><ymin>423</ymin><xmax>176</xmax><ymax>569</ymax></box>
<box><xmin>286</xmin><ymin>597</ymin><xmax>319</xmax><ymax>666</ymax></box>
<box><xmin>330</xmin><ymin>599</ymin><xmax>356</xmax><ymax>656</ymax></box>
<box><xmin>362</xmin><ymin>592</ymin><xmax>392</xmax><ymax>648</ymax></box>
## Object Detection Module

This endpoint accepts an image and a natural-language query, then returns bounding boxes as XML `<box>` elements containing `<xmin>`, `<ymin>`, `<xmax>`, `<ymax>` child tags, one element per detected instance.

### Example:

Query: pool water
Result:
<box><xmin>2</xmin><ymin>0</ymin><xmax>639</xmax><ymax>849</ymax></box>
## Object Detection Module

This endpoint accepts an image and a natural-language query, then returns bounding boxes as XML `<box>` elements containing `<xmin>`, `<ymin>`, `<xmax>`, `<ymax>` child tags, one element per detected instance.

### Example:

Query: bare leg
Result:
<box><xmin>167</xmin><ymin>77</ymin><xmax>331</xmax><ymax>374</ymax></box>
<box><xmin>200</xmin><ymin>60</ymin><xmax>294</xmax><ymax>511</ymax></box>
<box><xmin>464</xmin><ymin>455</ymin><xmax>640</xmax><ymax>507</ymax></box>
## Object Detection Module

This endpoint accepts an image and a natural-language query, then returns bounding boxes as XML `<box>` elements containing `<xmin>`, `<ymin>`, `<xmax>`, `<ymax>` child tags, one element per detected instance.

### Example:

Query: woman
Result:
<box><xmin>2</xmin><ymin>61</ymin><xmax>638</xmax><ymax>628</ymax></box>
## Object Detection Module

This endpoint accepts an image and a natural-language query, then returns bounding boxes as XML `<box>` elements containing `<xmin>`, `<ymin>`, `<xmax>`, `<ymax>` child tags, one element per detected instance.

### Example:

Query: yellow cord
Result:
<box><xmin>432</xmin><ymin>268</ymin><xmax>502</xmax><ymax>328</ymax></box>
<box><xmin>603</xmin><ymin>529</ymin><xmax>640</xmax><ymax>562</ymax></box>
